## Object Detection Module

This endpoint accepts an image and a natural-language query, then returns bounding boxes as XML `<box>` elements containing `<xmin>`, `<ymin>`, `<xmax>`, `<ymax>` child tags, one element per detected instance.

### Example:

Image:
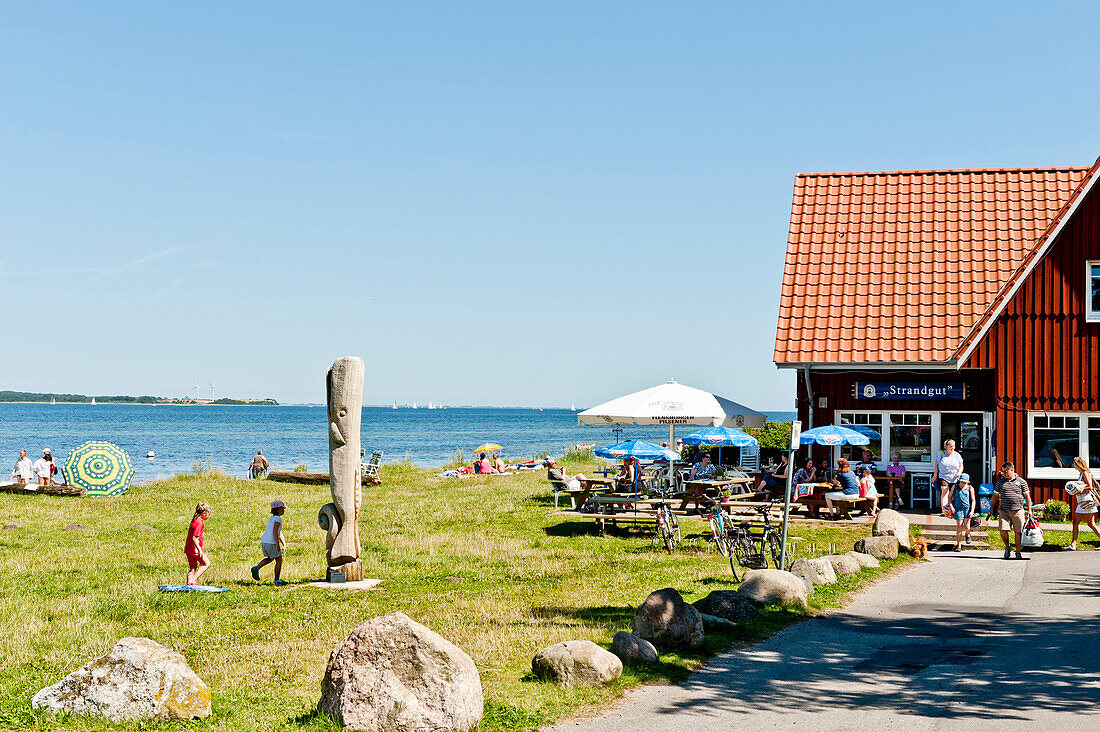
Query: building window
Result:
<box><xmin>837</xmin><ymin>412</ymin><xmax>883</xmax><ymax>464</ymax></box>
<box><xmin>1027</xmin><ymin>412</ymin><xmax>1100</xmax><ymax>478</ymax></box>
<box><xmin>889</xmin><ymin>413</ymin><xmax>932</xmax><ymax>464</ymax></box>
<box><xmin>1089</xmin><ymin>261</ymin><xmax>1100</xmax><ymax>323</ymax></box>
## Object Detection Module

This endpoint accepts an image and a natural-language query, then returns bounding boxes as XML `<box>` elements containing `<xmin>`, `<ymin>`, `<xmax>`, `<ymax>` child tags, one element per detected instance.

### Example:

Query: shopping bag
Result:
<box><xmin>1021</xmin><ymin>515</ymin><xmax>1044</xmax><ymax>548</ymax></box>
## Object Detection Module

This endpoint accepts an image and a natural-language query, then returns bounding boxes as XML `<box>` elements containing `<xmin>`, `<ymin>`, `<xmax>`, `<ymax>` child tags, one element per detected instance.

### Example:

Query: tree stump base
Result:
<box><xmin>327</xmin><ymin>561</ymin><xmax>363</xmax><ymax>583</ymax></box>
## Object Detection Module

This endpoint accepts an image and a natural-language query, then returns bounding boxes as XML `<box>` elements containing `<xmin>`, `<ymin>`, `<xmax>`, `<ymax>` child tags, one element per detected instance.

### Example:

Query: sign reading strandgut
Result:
<box><xmin>853</xmin><ymin>382</ymin><xmax>966</xmax><ymax>400</ymax></box>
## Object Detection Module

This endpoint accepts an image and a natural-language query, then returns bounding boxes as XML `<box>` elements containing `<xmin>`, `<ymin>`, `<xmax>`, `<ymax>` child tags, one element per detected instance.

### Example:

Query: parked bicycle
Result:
<box><xmin>728</xmin><ymin>499</ymin><xmax>788</xmax><ymax>581</ymax></box>
<box><xmin>653</xmin><ymin>500</ymin><xmax>681</xmax><ymax>553</ymax></box>
<box><xmin>700</xmin><ymin>500</ymin><xmax>732</xmax><ymax>557</ymax></box>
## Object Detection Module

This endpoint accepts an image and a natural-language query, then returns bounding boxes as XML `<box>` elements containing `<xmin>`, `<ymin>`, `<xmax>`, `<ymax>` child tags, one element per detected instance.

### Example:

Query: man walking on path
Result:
<box><xmin>11</xmin><ymin>449</ymin><xmax>32</xmax><ymax>485</ymax></box>
<box><xmin>990</xmin><ymin>460</ymin><xmax>1034</xmax><ymax>560</ymax></box>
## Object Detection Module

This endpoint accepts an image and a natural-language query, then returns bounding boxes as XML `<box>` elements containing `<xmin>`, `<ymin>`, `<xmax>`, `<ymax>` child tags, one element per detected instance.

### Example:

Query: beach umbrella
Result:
<box><xmin>474</xmin><ymin>442</ymin><xmax>503</xmax><ymax>453</ymax></box>
<box><xmin>63</xmin><ymin>441</ymin><xmax>134</xmax><ymax>497</ymax></box>
<box><xmin>681</xmin><ymin>425</ymin><xmax>759</xmax><ymax>468</ymax></box>
<box><xmin>594</xmin><ymin>440</ymin><xmax>679</xmax><ymax>461</ymax></box>
<box><xmin>798</xmin><ymin>425</ymin><xmax>871</xmax><ymax>447</ymax></box>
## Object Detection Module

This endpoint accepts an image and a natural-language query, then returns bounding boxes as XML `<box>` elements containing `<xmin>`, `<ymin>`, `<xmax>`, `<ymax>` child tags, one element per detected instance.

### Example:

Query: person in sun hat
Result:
<box><xmin>32</xmin><ymin>449</ymin><xmax>53</xmax><ymax>486</ymax></box>
<box><xmin>251</xmin><ymin>500</ymin><xmax>288</xmax><ymax>585</ymax></box>
<box><xmin>951</xmin><ymin>473</ymin><xmax>976</xmax><ymax>551</ymax></box>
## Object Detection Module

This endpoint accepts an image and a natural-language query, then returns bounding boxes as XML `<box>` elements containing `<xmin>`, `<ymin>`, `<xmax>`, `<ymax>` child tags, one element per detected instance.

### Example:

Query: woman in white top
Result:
<box><xmin>1067</xmin><ymin>456</ymin><xmax>1100</xmax><ymax>551</ymax></box>
<box><xmin>932</xmin><ymin>439</ymin><xmax>964</xmax><ymax>517</ymax></box>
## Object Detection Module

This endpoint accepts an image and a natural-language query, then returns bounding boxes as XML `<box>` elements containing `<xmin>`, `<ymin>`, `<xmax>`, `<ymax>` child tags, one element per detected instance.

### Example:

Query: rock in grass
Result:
<box><xmin>872</xmin><ymin>509</ymin><xmax>911</xmax><ymax>550</ymax></box>
<box><xmin>789</xmin><ymin>557</ymin><xmax>837</xmax><ymax>590</ymax></box>
<box><xmin>825</xmin><ymin>553</ymin><xmax>862</xmax><ymax>576</ymax></box>
<box><xmin>533</xmin><ymin>640</ymin><xmax>623</xmax><ymax>685</ymax></box>
<box><xmin>737</xmin><ymin>569</ymin><xmax>809</xmax><ymax>609</ymax></box>
<box><xmin>610</xmin><ymin>631</ymin><xmax>658</xmax><ymax>665</ymax></box>
<box><xmin>691</xmin><ymin>590</ymin><xmax>760</xmax><ymax>624</ymax></box>
<box><xmin>854</xmin><ymin>535</ymin><xmax>899</xmax><ymax>559</ymax></box>
<box><xmin>846</xmin><ymin>550</ymin><xmax>880</xmax><ymax>569</ymax></box>
<box><xmin>699</xmin><ymin>613</ymin><xmax>737</xmax><ymax>632</ymax></box>
<box><xmin>1</xmin><ymin>524</ymin><xmax>17</xmax><ymax>530</ymax></box>
<box><xmin>31</xmin><ymin>637</ymin><xmax>210</xmax><ymax>721</ymax></box>
<box><xmin>134</xmin><ymin>525</ymin><xmax>157</xmax><ymax>532</ymax></box>
<box><xmin>64</xmin><ymin>524</ymin><xmax>89</xmax><ymax>531</ymax></box>
<box><xmin>318</xmin><ymin>612</ymin><xmax>483</xmax><ymax>731</ymax></box>
<box><xmin>632</xmin><ymin>588</ymin><xmax>705</xmax><ymax>649</ymax></box>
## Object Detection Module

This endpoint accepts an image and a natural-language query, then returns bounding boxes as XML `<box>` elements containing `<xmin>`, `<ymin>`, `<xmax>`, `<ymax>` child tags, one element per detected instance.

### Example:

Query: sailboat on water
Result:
<box><xmin>392</xmin><ymin>400</ymin><xmax>398</xmax><ymax>409</ymax></box>
<box><xmin>90</xmin><ymin>397</ymin><xmax>96</xmax><ymax>405</ymax></box>
<box><xmin>427</xmin><ymin>401</ymin><xmax>435</xmax><ymax>409</ymax></box>
<box><xmin>411</xmin><ymin>401</ymin><xmax>418</xmax><ymax>409</ymax></box>
<box><xmin>571</xmin><ymin>403</ymin><xmax>576</xmax><ymax>411</ymax></box>
<box><xmin>50</xmin><ymin>397</ymin><xmax>56</xmax><ymax>405</ymax></box>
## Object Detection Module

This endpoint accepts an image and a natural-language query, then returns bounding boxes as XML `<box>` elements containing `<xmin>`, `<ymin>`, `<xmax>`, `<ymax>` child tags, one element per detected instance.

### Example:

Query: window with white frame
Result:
<box><xmin>1089</xmin><ymin>261</ymin><xmax>1100</xmax><ymax>323</ymax></box>
<box><xmin>837</xmin><ymin>411</ymin><xmax>935</xmax><ymax>470</ymax></box>
<box><xmin>837</xmin><ymin>412</ymin><xmax>883</xmax><ymax>463</ymax></box>
<box><xmin>1028</xmin><ymin>412</ymin><xmax>1100</xmax><ymax>477</ymax></box>
<box><xmin>889</xmin><ymin>413</ymin><xmax>933</xmax><ymax>464</ymax></box>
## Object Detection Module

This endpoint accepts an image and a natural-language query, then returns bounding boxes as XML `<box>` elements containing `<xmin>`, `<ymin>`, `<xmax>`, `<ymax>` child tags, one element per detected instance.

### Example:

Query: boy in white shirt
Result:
<box><xmin>251</xmin><ymin>500</ymin><xmax>288</xmax><ymax>584</ymax></box>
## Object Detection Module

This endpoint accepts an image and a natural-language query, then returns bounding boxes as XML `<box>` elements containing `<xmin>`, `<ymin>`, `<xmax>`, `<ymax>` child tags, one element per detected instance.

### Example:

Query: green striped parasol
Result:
<box><xmin>63</xmin><ymin>441</ymin><xmax>134</xmax><ymax>497</ymax></box>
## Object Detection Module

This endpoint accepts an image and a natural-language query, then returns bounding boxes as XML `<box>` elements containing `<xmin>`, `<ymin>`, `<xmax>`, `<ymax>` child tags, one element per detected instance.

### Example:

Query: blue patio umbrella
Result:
<box><xmin>681</xmin><ymin>425</ymin><xmax>758</xmax><ymax>468</ymax></box>
<box><xmin>595</xmin><ymin>440</ymin><xmax>680</xmax><ymax>461</ymax></box>
<box><xmin>798</xmin><ymin>424</ymin><xmax>871</xmax><ymax>447</ymax></box>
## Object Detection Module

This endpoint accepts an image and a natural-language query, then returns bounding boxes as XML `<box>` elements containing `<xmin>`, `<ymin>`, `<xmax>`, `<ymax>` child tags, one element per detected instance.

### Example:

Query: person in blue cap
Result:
<box><xmin>951</xmin><ymin>473</ymin><xmax>976</xmax><ymax>551</ymax></box>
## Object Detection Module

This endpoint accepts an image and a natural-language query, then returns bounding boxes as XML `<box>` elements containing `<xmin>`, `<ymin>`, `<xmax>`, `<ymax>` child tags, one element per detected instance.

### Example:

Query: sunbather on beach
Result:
<box><xmin>492</xmin><ymin>452</ymin><xmax>507</xmax><ymax>473</ymax></box>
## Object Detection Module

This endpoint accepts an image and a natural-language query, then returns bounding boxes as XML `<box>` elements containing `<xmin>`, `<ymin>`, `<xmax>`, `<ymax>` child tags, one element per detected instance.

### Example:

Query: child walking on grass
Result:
<box><xmin>185</xmin><ymin>502</ymin><xmax>213</xmax><ymax>586</ymax></box>
<box><xmin>251</xmin><ymin>500</ymin><xmax>288</xmax><ymax>585</ymax></box>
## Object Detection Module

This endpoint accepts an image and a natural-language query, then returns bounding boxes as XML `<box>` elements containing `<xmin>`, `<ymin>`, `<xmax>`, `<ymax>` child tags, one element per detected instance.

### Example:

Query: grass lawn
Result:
<box><xmin>0</xmin><ymin>464</ymin><xmax>911</xmax><ymax>731</ymax></box>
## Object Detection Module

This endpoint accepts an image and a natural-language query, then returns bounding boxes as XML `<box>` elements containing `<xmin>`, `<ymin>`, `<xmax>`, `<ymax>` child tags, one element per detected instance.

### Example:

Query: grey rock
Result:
<box><xmin>737</xmin><ymin>569</ymin><xmax>809</xmax><ymax>609</ymax></box>
<box><xmin>64</xmin><ymin>524</ymin><xmax>89</xmax><ymax>531</ymax></box>
<box><xmin>1</xmin><ymin>524</ymin><xmax>17</xmax><ymax>530</ymax></box>
<box><xmin>632</xmin><ymin>588</ymin><xmax>705</xmax><ymax>649</ymax></box>
<box><xmin>691</xmin><ymin>590</ymin><xmax>760</xmax><ymax>624</ymax></box>
<box><xmin>32</xmin><ymin>637</ymin><xmax>210</xmax><ymax>721</ymax></box>
<box><xmin>790</xmin><ymin>556</ymin><xmax>837</xmax><ymax>590</ymax></box>
<box><xmin>700</xmin><ymin>613</ymin><xmax>737</xmax><ymax>631</ymax></box>
<box><xmin>872</xmin><ymin>509</ymin><xmax>911</xmax><ymax>550</ymax></box>
<box><xmin>610</xmin><ymin>631</ymin><xmax>658</xmax><ymax>665</ymax></box>
<box><xmin>533</xmin><ymin>640</ymin><xmax>623</xmax><ymax>685</ymax></box>
<box><xmin>854</xmin><ymin>535</ymin><xmax>900</xmax><ymax>559</ymax></box>
<box><xmin>846</xmin><ymin>550</ymin><xmax>881</xmax><ymax>569</ymax></box>
<box><xmin>318</xmin><ymin>612</ymin><xmax>483</xmax><ymax>731</ymax></box>
<box><xmin>134</xmin><ymin>525</ymin><xmax>156</xmax><ymax>532</ymax></box>
<box><xmin>825</xmin><ymin>553</ymin><xmax>863</xmax><ymax>576</ymax></box>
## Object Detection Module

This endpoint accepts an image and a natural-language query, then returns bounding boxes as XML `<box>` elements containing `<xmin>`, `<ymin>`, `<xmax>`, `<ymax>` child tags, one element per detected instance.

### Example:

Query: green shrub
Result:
<box><xmin>293</xmin><ymin>462</ymin><xmax>309</xmax><ymax>473</ymax></box>
<box><xmin>1042</xmin><ymin>500</ymin><xmax>1070</xmax><ymax>521</ymax></box>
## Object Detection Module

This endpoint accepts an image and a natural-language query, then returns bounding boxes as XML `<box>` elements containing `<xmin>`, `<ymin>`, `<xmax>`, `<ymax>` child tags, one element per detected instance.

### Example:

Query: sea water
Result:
<box><xmin>0</xmin><ymin>404</ymin><xmax>795</xmax><ymax>483</ymax></box>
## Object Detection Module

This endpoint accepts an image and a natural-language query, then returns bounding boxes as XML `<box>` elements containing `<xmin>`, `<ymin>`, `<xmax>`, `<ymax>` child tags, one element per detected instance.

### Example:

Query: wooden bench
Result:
<box><xmin>796</xmin><ymin>495</ymin><xmax>877</xmax><ymax>519</ymax></box>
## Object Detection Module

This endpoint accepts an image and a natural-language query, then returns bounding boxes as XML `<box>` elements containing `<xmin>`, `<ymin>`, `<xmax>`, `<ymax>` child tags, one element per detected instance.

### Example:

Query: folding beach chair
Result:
<box><xmin>362</xmin><ymin>450</ymin><xmax>383</xmax><ymax>485</ymax></box>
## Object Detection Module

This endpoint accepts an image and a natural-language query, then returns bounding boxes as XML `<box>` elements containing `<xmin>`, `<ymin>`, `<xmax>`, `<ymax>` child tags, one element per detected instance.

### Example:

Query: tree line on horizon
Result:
<box><xmin>0</xmin><ymin>391</ymin><xmax>278</xmax><ymax>405</ymax></box>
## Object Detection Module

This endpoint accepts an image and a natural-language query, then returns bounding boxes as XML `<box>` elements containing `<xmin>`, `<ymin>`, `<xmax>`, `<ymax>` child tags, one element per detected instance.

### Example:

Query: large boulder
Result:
<box><xmin>691</xmin><ymin>590</ymin><xmax>760</xmax><ymax>624</ymax></box>
<box><xmin>737</xmin><ymin>569</ymin><xmax>809</xmax><ymax>609</ymax></box>
<box><xmin>318</xmin><ymin>612</ymin><xmax>483</xmax><ymax>731</ymax></box>
<box><xmin>632</xmin><ymin>588</ymin><xmax>705</xmax><ymax>649</ymax></box>
<box><xmin>872</xmin><ymin>509</ymin><xmax>911</xmax><ymax>550</ymax></box>
<box><xmin>610</xmin><ymin>631</ymin><xmax>658</xmax><ymax>665</ymax></box>
<box><xmin>31</xmin><ymin>637</ymin><xmax>210</xmax><ymax>721</ymax></box>
<box><xmin>854</xmin><ymin>535</ymin><xmax>900</xmax><ymax>559</ymax></box>
<box><xmin>533</xmin><ymin>640</ymin><xmax>623</xmax><ymax>685</ymax></box>
<box><xmin>825</xmin><ymin>553</ymin><xmax>862</xmax><ymax>576</ymax></box>
<box><xmin>790</xmin><ymin>556</ymin><xmax>837</xmax><ymax>590</ymax></box>
<box><xmin>846</xmin><ymin>551</ymin><xmax>880</xmax><ymax>569</ymax></box>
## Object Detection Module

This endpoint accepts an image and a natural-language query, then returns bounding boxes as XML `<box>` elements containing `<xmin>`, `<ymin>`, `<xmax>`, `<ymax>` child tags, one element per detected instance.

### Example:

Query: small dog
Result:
<box><xmin>911</xmin><ymin>535</ymin><xmax>928</xmax><ymax>559</ymax></box>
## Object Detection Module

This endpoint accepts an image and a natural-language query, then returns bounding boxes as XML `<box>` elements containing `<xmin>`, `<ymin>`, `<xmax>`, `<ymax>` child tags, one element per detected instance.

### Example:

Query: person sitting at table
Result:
<box><xmin>545</xmin><ymin>457</ymin><xmax>584</xmax><ymax>491</ymax></box>
<box><xmin>614</xmin><ymin>457</ymin><xmax>636</xmax><ymax>490</ymax></box>
<box><xmin>677</xmin><ymin>453</ymin><xmax>716</xmax><ymax>512</ymax></box>
<box><xmin>791</xmin><ymin>457</ymin><xmax>816</xmax><ymax>487</ymax></box>
<box><xmin>825</xmin><ymin>458</ymin><xmax>861</xmax><ymax>519</ymax></box>
<box><xmin>885</xmin><ymin>452</ymin><xmax>906</xmax><ymax>508</ymax></box>
<box><xmin>757</xmin><ymin>453</ymin><xmax>789</xmax><ymax>494</ymax></box>
<box><xmin>817</xmin><ymin>458</ymin><xmax>831</xmax><ymax>481</ymax></box>
<box><xmin>856</xmin><ymin>465</ymin><xmax>880</xmax><ymax>517</ymax></box>
<box><xmin>855</xmin><ymin>448</ymin><xmax>878</xmax><ymax>475</ymax></box>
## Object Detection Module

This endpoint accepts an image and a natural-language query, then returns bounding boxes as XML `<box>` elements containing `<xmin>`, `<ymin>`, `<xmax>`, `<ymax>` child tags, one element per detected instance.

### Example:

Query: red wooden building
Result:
<box><xmin>774</xmin><ymin>157</ymin><xmax>1100</xmax><ymax>504</ymax></box>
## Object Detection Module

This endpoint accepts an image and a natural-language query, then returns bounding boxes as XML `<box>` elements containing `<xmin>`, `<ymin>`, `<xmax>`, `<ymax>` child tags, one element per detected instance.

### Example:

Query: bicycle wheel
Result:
<box><xmin>655</xmin><ymin>508</ymin><xmax>673</xmax><ymax>553</ymax></box>
<box><xmin>710</xmin><ymin>514</ymin><xmax>731</xmax><ymax>557</ymax></box>
<box><xmin>668</xmin><ymin>509</ymin><xmax>681</xmax><ymax>549</ymax></box>
<box><xmin>766</xmin><ymin>531</ymin><xmax>783</xmax><ymax>570</ymax></box>
<box><xmin>731</xmin><ymin>531</ymin><xmax>752</xmax><ymax>582</ymax></box>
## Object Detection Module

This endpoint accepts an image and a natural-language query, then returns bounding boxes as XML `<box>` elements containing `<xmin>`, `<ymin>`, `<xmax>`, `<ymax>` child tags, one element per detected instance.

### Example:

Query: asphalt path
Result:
<box><xmin>551</xmin><ymin>550</ymin><xmax>1100</xmax><ymax>731</ymax></box>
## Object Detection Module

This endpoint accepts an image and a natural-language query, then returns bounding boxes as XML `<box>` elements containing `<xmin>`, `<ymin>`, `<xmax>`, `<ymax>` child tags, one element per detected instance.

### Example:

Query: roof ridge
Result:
<box><xmin>796</xmin><ymin>165</ymin><xmax>1091</xmax><ymax>178</ymax></box>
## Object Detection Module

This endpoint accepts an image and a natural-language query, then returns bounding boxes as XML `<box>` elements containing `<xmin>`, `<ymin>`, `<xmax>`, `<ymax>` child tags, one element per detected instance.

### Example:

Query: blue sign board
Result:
<box><xmin>853</xmin><ymin>382</ymin><xmax>965</xmax><ymax>400</ymax></box>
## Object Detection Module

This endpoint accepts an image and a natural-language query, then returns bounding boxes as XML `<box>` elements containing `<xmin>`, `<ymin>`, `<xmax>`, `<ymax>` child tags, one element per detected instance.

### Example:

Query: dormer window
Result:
<box><xmin>1089</xmin><ymin>260</ymin><xmax>1100</xmax><ymax>323</ymax></box>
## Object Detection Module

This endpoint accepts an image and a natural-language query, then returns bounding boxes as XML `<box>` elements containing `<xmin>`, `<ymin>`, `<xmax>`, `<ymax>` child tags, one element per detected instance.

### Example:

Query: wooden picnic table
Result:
<box><xmin>683</xmin><ymin>476</ymin><xmax>754</xmax><ymax>493</ymax></box>
<box><xmin>570</xmin><ymin>476</ymin><xmax>617</xmax><ymax>507</ymax></box>
<box><xmin>878</xmin><ymin>476</ymin><xmax>903</xmax><ymax>507</ymax></box>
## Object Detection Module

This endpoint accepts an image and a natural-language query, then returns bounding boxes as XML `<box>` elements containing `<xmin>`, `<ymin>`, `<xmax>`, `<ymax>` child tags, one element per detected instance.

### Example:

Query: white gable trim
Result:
<box><xmin>955</xmin><ymin>164</ymin><xmax>1100</xmax><ymax>367</ymax></box>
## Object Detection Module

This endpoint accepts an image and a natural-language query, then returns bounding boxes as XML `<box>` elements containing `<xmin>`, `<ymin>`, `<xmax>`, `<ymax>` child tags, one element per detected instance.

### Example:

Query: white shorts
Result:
<box><xmin>825</xmin><ymin>491</ymin><xmax>850</xmax><ymax>501</ymax></box>
<box><xmin>260</xmin><ymin>542</ymin><xmax>282</xmax><ymax>559</ymax></box>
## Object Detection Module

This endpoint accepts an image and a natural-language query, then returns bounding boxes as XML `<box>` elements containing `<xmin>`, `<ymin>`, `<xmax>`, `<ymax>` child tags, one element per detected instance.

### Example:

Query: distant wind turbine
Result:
<box><xmin>192</xmin><ymin>383</ymin><xmax>200</xmax><ymax>400</ymax></box>
<box><xmin>210</xmin><ymin>383</ymin><xmax>216</xmax><ymax>401</ymax></box>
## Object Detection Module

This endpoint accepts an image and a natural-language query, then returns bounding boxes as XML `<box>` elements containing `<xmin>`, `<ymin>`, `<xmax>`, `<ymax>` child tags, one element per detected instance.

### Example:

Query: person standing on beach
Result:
<box><xmin>32</xmin><ymin>449</ymin><xmax>53</xmax><ymax>486</ymax></box>
<box><xmin>12</xmin><ymin>450</ymin><xmax>32</xmax><ymax>485</ymax></box>
<box><xmin>250</xmin><ymin>450</ymin><xmax>269</xmax><ymax>479</ymax></box>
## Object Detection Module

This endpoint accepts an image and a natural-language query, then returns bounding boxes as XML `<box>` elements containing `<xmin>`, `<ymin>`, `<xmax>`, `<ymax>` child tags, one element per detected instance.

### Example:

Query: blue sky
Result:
<box><xmin>2</xmin><ymin>2</ymin><xmax>1098</xmax><ymax>407</ymax></box>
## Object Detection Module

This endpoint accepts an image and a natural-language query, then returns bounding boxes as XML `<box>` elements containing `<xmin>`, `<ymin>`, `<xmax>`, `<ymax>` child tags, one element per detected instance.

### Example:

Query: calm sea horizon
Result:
<box><xmin>0</xmin><ymin>404</ymin><xmax>795</xmax><ymax>483</ymax></box>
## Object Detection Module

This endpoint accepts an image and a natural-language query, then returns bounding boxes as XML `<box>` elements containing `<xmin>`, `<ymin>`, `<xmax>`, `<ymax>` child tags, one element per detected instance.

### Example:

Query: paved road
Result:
<box><xmin>552</xmin><ymin>551</ymin><xmax>1100</xmax><ymax>731</ymax></box>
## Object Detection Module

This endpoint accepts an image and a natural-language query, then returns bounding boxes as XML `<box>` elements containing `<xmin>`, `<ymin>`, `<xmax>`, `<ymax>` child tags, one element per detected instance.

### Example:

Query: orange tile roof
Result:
<box><xmin>774</xmin><ymin>164</ymin><xmax>1094</xmax><ymax>365</ymax></box>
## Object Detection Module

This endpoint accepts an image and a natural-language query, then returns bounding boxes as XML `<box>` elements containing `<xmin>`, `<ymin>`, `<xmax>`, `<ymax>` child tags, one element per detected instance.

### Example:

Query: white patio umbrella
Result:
<box><xmin>578</xmin><ymin>378</ymin><xmax>766</xmax><ymax>447</ymax></box>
